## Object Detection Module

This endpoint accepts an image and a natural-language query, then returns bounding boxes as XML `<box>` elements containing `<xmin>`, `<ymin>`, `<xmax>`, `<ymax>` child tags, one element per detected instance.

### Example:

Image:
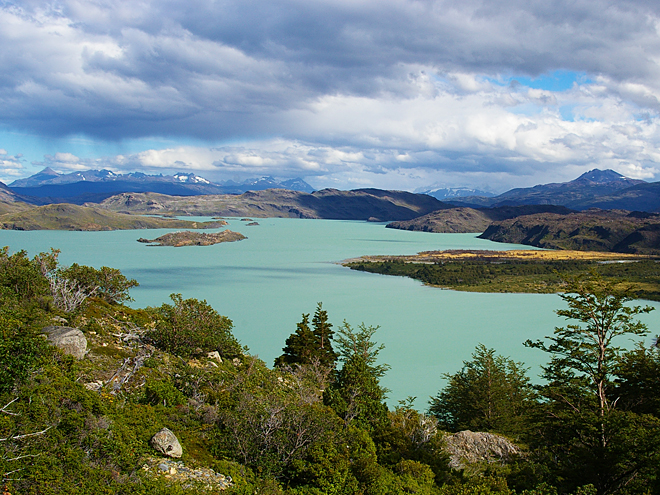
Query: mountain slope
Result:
<box><xmin>386</xmin><ymin>205</ymin><xmax>573</xmax><ymax>233</ymax></box>
<box><xmin>478</xmin><ymin>209</ymin><xmax>660</xmax><ymax>254</ymax></box>
<box><xmin>0</xmin><ymin>204</ymin><xmax>227</xmax><ymax>231</ymax></box>
<box><xmin>95</xmin><ymin>188</ymin><xmax>450</xmax><ymax>221</ymax></box>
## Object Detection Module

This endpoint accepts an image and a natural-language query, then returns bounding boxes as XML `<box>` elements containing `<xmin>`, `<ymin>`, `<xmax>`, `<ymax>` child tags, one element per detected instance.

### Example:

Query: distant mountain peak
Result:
<box><xmin>574</xmin><ymin>169</ymin><xmax>632</xmax><ymax>184</ymax></box>
<box><xmin>172</xmin><ymin>172</ymin><xmax>210</xmax><ymax>184</ymax></box>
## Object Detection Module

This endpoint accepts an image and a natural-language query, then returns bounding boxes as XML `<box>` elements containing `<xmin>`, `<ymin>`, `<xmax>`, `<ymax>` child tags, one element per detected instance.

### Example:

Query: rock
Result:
<box><xmin>207</xmin><ymin>351</ymin><xmax>222</xmax><ymax>362</ymax></box>
<box><xmin>443</xmin><ymin>430</ymin><xmax>519</xmax><ymax>470</ymax></box>
<box><xmin>141</xmin><ymin>457</ymin><xmax>232</xmax><ymax>490</ymax></box>
<box><xmin>42</xmin><ymin>326</ymin><xmax>87</xmax><ymax>359</ymax></box>
<box><xmin>151</xmin><ymin>428</ymin><xmax>183</xmax><ymax>458</ymax></box>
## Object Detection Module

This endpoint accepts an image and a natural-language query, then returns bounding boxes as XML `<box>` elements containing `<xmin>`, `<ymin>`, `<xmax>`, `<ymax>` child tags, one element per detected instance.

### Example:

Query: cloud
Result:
<box><xmin>2</xmin><ymin>0</ymin><xmax>660</xmax><ymax>190</ymax></box>
<box><xmin>0</xmin><ymin>149</ymin><xmax>25</xmax><ymax>184</ymax></box>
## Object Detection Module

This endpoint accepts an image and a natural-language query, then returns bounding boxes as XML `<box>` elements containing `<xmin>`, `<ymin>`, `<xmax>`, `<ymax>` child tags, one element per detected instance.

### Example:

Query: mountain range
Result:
<box><xmin>416</xmin><ymin>186</ymin><xmax>496</xmax><ymax>201</ymax></box>
<box><xmin>448</xmin><ymin>169</ymin><xmax>647</xmax><ymax>209</ymax></box>
<box><xmin>7</xmin><ymin>169</ymin><xmax>315</xmax><ymax>204</ymax></box>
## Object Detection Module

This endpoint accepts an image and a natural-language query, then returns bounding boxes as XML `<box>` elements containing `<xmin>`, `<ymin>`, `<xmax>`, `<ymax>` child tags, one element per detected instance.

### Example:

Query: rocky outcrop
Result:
<box><xmin>42</xmin><ymin>326</ymin><xmax>87</xmax><ymax>359</ymax></box>
<box><xmin>141</xmin><ymin>457</ymin><xmax>232</xmax><ymax>491</ymax></box>
<box><xmin>443</xmin><ymin>430</ymin><xmax>520</xmax><ymax>471</ymax></box>
<box><xmin>151</xmin><ymin>427</ymin><xmax>183</xmax><ymax>458</ymax></box>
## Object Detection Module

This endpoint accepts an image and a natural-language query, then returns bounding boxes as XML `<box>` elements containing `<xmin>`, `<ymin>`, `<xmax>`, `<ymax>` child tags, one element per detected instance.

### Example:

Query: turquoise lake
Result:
<box><xmin>2</xmin><ymin>218</ymin><xmax>658</xmax><ymax>409</ymax></box>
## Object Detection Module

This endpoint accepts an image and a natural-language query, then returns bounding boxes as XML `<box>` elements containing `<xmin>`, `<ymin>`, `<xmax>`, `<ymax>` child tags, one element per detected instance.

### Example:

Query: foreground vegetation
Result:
<box><xmin>345</xmin><ymin>250</ymin><xmax>660</xmax><ymax>300</ymax></box>
<box><xmin>1</xmin><ymin>246</ymin><xmax>660</xmax><ymax>494</ymax></box>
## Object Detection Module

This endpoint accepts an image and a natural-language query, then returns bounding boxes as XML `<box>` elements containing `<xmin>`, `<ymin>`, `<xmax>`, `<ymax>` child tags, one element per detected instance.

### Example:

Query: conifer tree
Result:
<box><xmin>324</xmin><ymin>322</ymin><xmax>390</xmax><ymax>432</ymax></box>
<box><xmin>275</xmin><ymin>304</ymin><xmax>338</xmax><ymax>368</ymax></box>
<box><xmin>312</xmin><ymin>302</ymin><xmax>338</xmax><ymax>367</ymax></box>
<box><xmin>274</xmin><ymin>313</ymin><xmax>317</xmax><ymax>367</ymax></box>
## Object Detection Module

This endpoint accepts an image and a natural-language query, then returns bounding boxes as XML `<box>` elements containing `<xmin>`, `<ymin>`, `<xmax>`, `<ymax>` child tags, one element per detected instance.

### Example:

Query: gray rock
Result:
<box><xmin>42</xmin><ymin>326</ymin><xmax>87</xmax><ymax>360</ymax></box>
<box><xmin>443</xmin><ymin>430</ymin><xmax>519</xmax><ymax>470</ymax></box>
<box><xmin>206</xmin><ymin>351</ymin><xmax>222</xmax><ymax>363</ymax></box>
<box><xmin>151</xmin><ymin>427</ymin><xmax>183</xmax><ymax>458</ymax></box>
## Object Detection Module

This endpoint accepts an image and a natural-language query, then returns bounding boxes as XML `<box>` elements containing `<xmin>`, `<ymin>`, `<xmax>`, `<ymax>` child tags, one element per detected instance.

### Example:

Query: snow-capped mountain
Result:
<box><xmin>417</xmin><ymin>186</ymin><xmax>496</xmax><ymax>201</ymax></box>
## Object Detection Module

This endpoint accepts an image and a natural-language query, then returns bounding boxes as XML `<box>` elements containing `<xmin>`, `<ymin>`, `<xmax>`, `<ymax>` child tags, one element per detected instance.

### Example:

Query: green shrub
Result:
<box><xmin>148</xmin><ymin>294</ymin><xmax>242</xmax><ymax>358</ymax></box>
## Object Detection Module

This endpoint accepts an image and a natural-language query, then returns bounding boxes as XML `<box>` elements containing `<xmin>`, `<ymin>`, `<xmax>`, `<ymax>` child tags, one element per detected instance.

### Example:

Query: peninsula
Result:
<box><xmin>344</xmin><ymin>249</ymin><xmax>660</xmax><ymax>300</ymax></box>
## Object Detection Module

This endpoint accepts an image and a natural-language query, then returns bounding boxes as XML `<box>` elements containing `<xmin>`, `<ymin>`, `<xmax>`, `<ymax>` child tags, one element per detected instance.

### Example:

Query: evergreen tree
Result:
<box><xmin>275</xmin><ymin>313</ymin><xmax>317</xmax><ymax>367</ymax></box>
<box><xmin>275</xmin><ymin>304</ymin><xmax>338</xmax><ymax>368</ymax></box>
<box><xmin>614</xmin><ymin>340</ymin><xmax>660</xmax><ymax>417</ymax></box>
<box><xmin>324</xmin><ymin>322</ymin><xmax>390</xmax><ymax>432</ymax></box>
<box><xmin>312</xmin><ymin>302</ymin><xmax>338</xmax><ymax>367</ymax></box>
<box><xmin>429</xmin><ymin>344</ymin><xmax>535</xmax><ymax>437</ymax></box>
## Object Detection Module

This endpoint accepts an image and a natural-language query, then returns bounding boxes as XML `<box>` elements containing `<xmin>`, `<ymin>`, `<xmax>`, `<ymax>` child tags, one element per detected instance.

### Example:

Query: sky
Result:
<box><xmin>1</xmin><ymin>0</ymin><xmax>660</xmax><ymax>193</ymax></box>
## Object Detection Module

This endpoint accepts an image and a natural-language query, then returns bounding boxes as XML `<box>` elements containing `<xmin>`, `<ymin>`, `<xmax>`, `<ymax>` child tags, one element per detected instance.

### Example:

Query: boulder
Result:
<box><xmin>42</xmin><ymin>326</ymin><xmax>87</xmax><ymax>360</ymax></box>
<box><xmin>443</xmin><ymin>430</ymin><xmax>519</xmax><ymax>470</ymax></box>
<box><xmin>150</xmin><ymin>428</ymin><xmax>183</xmax><ymax>458</ymax></box>
<box><xmin>207</xmin><ymin>351</ymin><xmax>222</xmax><ymax>362</ymax></box>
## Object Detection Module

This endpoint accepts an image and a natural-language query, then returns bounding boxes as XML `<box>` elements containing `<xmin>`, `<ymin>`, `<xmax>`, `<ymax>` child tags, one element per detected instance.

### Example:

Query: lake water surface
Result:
<box><xmin>2</xmin><ymin>218</ymin><xmax>658</xmax><ymax>409</ymax></box>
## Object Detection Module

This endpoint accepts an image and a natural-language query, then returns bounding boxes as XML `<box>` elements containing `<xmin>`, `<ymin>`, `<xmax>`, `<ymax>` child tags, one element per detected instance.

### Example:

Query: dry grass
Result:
<box><xmin>347</xmin><ymin>249</ymin><xmax>654</xmax><ymax>264</ymax></box>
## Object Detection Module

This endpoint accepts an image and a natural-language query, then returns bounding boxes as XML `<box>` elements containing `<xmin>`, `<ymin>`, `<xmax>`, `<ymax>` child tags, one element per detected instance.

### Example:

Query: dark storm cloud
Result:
<box><xmin>1</xmin><ymin>0</ymin><xmax>659</xmax><ymax>139</ymax></box>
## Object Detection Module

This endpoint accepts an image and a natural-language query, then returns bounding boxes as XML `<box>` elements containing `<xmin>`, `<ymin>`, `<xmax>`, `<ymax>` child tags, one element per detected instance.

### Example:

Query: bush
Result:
<box><xmin>149</xmin><ymin>294</ymin><xmax>242</xmax><ymax>358</ymax></box>
<box><xmin>60</xmin><ymin>263</ymin><xmax>139</xmax><ymax>304</ymax></box>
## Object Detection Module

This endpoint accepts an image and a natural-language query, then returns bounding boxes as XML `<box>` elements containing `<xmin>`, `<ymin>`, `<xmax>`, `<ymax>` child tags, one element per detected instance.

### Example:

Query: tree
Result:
<box><xmin>429</xmin><ymin>344</ymin><xmax>535</xmax><ymax>437</ymax></box>
<box><xmin>614</xmin><ymin>342</ymin><xmax>660</xmax><ymax>417</ymax></box>
<box><xmin>274</xmin><ymin>304</ymin><xmax>337</xmax><ymax>369</ymax></box>
<box><xmin>275</xmin><ymin>313</ymin><xmax>317</xmax><ymax>367</ymax></box>
<box><xmin>312</xmin><ymin>303</ymin><xmax>337</xmax><ymax>367</ymax></box>
<box><xmin>324</xmin><ymin>322</ymin><xmax>390</xmax><ymax>432</ymax></box>
<box><xmin>525</xmin><ymin>275</ymin><xmax>660</xmax><ymax>494</ymax></box>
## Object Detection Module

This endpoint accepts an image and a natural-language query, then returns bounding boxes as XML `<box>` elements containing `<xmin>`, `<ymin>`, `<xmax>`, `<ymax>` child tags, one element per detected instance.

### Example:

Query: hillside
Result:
<box><xmin>94</xmin><ymin>188</ymin><xmax>449</xmax><ymax>221</ymax></box>
<box><xmin>0</xmin><ymin>203</ymin><xmax>227</xmax><ymax>231</ymax></box>
<box><xmin>478</xmin><ymin>209</ymin><xmax>660</xmax><ymax>254</ymax></box>
<box><xmin>386</xmin><ymin>205</ymin><xmax>572</xmax><ymax>233</ymax></box>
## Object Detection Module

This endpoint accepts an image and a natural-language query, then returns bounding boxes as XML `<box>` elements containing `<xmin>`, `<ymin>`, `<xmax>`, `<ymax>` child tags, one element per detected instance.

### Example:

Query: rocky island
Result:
<box><xmin>137</xmin><ymin>230</ymin><xmax>246</xmax><ymax>247</ymax></box>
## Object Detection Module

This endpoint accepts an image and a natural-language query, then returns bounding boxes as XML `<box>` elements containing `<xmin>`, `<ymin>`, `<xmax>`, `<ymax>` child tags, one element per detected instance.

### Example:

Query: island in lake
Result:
<box><xmin>137</xmin><ymin>230</ymin><xmax>246</xmax><ymax>247</ymax></box>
